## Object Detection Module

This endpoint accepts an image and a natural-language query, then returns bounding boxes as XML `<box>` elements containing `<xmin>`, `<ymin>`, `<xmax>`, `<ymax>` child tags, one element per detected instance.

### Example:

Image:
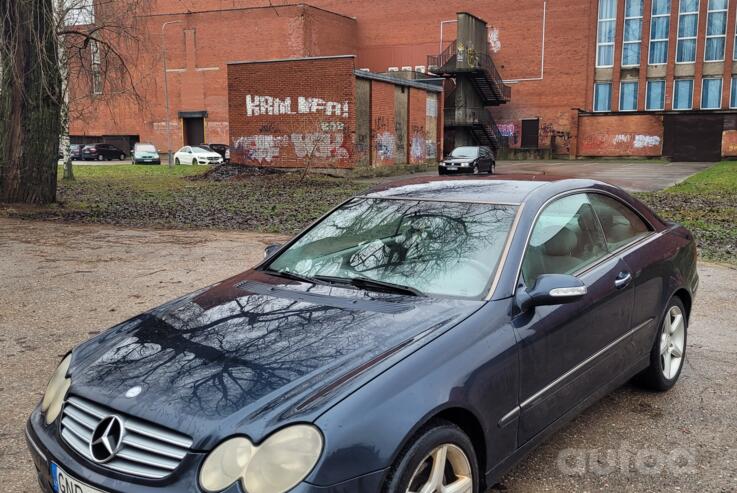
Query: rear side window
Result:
<box><xmin>588</xmin><ymin>194</ymin><xmax>651</xmax><ymax>250</ymax></box>
<box><xmin>522</xmin><ymin>194</ymin><xmax>609</xmax><ymax>285</ymax></box>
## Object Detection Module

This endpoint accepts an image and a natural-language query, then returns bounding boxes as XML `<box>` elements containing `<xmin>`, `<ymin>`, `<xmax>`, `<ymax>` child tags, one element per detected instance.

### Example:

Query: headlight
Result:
<box><xmin>41</xmin><ymin>354</ymin><xmax>72</xmax><ymax>425</ymax></box>
<box><xmin>200</xmin><ymin>425</ymin><xmax>323</xmax><ymax>493</ymax></box>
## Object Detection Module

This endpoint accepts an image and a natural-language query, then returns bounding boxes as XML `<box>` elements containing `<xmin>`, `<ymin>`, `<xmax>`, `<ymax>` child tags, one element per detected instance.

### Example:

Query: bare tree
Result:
<box><xmin>0</xmin><ymin>0</ymin><xmax>147</xmax><ymax>202</ymax></box>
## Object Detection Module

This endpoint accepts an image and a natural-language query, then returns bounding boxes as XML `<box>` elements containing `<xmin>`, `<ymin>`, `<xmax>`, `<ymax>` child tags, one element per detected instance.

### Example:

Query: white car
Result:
<box><xmin>173</xmin><ymin>146</ymin><xmax>224</xmax><ymax>165</ymax></box>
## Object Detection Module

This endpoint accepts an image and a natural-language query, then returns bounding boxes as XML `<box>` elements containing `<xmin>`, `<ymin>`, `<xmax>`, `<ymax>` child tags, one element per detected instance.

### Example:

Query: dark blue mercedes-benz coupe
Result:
<box><xmin>26</xmin><ymin>176</ymin><xmax>698</xmax><ymax>493</ymax></box>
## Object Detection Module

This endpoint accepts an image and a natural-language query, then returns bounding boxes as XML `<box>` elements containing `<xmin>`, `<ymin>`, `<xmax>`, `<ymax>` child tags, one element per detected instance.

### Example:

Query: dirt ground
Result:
<box><xmin>1</xmin><ymin>218</ymin><xmax>736</xmax><ymax>492</ymax></box>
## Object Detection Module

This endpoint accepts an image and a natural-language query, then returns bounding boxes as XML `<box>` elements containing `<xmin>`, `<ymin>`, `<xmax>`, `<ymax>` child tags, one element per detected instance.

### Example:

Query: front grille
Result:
<box><xmin>60</xmin><ymin>395</ymin><xmax>193</xmax><ymax>479</ymax></box>
<box><xmin>207</xmin><ymin>156</ymin><xmax>220</xmax><ymax>161</ymax></box>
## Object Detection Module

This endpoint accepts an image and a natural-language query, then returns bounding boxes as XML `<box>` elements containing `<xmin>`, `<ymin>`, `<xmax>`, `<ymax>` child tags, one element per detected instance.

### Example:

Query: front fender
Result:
<box><xmin>307</xmin><ymin>301</ymin><xmax>519</xmax><ymax>486</ymax></box>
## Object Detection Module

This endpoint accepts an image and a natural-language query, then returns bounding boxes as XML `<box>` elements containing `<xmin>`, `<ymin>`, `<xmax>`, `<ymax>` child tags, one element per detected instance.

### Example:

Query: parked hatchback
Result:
<box><xmin>131</xmin><ymin>143</ymin><xmax>161</xmax><ymax>165</ymax></box>
<box><xmin>439</xmin><ymin>145</ymin><xmax>495</xmax><ymax>175</ymax></box>
<box><xmin>174</xmin><ymin>146</ymin><xmax>224</xmax><ymax>165</ymax></box>
<box><xmin>82</xmin><ymin>143</ymin><xmax>127</xmax><ymax>161</ymax></box>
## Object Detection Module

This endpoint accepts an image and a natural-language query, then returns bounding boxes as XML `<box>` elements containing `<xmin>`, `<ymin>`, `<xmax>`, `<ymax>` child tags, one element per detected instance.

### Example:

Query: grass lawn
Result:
<box><xmin>637</xmin><ymin>161</ymin><xmax>737</xmax><ymax>264</ymax></box>
<box><xmin>3</xmin><ymin>165</ymin><xmax>373</xmax><ymax>235</ymax></box>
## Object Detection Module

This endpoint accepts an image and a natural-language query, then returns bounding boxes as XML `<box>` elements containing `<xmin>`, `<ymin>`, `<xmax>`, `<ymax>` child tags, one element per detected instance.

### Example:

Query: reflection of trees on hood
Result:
<box><xmin>79</xmin><ymin>291</ymin><xmax>386</xmax><ymax>416</ymax></box>
<box><xmin>280</xmin><ymin>198</ymin><xmax>516</xmax><ymax>289</ymax></box>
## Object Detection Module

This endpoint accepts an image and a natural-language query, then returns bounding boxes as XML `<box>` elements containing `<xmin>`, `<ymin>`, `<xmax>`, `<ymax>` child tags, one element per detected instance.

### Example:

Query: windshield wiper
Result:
<box><xmin>264</xmin><ymin>268</ymin><xmax>320</xmax><ymax>285</ymax></box>
<box><xmin>314</xmin><ymin>275</ymin><xmax>424</xmax><ymax>297</ymax></box>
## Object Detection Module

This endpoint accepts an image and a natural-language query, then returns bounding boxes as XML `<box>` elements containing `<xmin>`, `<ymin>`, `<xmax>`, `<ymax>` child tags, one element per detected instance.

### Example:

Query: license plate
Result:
<box><xmin>144</xmin><ymin>159</ymin><xmax>152</xmax><ymax>162</ymax></box>
<box><xmin>51</xmin><ymin>463</ymin><xmax>107</xmax><ymax>493</ymax></box>
<box><xmin>446</xmin><ymin>166</ymin><xmax>458</xmax><ymax>171</ymax></box>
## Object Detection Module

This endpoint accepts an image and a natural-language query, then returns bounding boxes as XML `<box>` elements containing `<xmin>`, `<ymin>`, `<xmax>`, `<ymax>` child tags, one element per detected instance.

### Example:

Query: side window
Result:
<box><xmin>588</xmin><ymin>193</ymin><xmax>651</xmax><ymax>250</ymax></box>
<box><xmin>522</xmin><ymin>194</ymin><xmax>609</xmax><ymax>285</ymax></box>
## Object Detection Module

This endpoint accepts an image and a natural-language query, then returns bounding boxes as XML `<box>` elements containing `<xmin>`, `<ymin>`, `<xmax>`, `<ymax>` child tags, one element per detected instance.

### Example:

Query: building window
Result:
<box><xmin>676</xmin><ymin>0</ymin><xmax>699</xmax><ymax>63</ymax></box>
<box><xmin>730</xmin><ymin>77</ymin><xmax>737</xmax><ymax>107</ymax></box>
<box><xmin>622</xmin><ymin>0</ymin><xmax>644</xmax><ymax>66</ymax></box>
<box><xmin>620</xmin><ymin>81</ymin><xmax>639</xmax><ymax>110</ymax></box>
<box><xmin>594</xmin><ymin>82</ymin><xmax>613</xmax><ymax>111</ymax></box>
<box><xmin>597</xmin><ymin>0</ymin><xmax>618</xmax><ymax>67</ymax></box>
<box><xmin>649</xmin><ymin>0</ymin><xmax>671</xmax><ymax>64</ymax></box>
<box><xmin>673</xmin><ymin>79</ymin><xmax>694</xmax><ymax>109</ymax></box>
<box><xmin>701</xmin><ymin>78</ymin><xmax>723</xmax><ymax>108</ymax></box>
<box><xmin>646</xmin><ymin>80</ymin><xmax>666</xmax><ymax>109</ymax></box>
<box><xmin>705</xmin><ymin>0</ymin><xmax>728</xmax><ymax>61</ymax></box>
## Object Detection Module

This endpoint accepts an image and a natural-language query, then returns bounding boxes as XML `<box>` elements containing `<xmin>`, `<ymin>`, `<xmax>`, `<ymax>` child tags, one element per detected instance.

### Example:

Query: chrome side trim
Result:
<box><xmin>497</xmin><ymin>406</ymin><xmax>521</xmax><ymax>428</ymax></box>
<box><xmin>520</xmin><ymin>317</ymin><xmax>654</xmax><ymax>410</ymax></box>
<box><xmin>25</xmin><ymin>425</ymin><xmax>47</xmax><ymax>464</ymax></box>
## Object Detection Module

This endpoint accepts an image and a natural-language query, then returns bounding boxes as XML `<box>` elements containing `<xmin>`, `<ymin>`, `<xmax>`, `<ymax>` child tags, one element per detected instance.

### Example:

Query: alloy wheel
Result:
<box><xmin>406</xmin><ymin>443</ymin><xmax>473</xmax><ymax>493</ymax></box>
<box><xmin>660</xmin><ymin>305</ymin><xmax>685</xmax><ymax>380</ymax></box>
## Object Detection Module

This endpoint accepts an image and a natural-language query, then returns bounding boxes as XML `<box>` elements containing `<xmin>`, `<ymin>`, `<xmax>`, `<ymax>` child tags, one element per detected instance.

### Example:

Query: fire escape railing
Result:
<box><xmin>444</xmin><ymin>107</ymin><xmax>503</xmax><ymax>149</ymax></box>
<box><xmin>428</xmin><ymin>41</ymin><xmax>511</xmax><ymax>102</ymax></box>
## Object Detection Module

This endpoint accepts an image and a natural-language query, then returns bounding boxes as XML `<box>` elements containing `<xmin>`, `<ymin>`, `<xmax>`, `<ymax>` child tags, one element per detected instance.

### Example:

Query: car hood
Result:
<box><xmin>134</xmin><ymin>151</ymin><xmax>159</xmax><ymax>158</ymax></box>
<box><xmin>445</xmin><ymin>157</ymin><xmax>475</xmax><ymax>163</ymax></box>
<box><xmin>68</xmin><ymin>270</ymin><xmax>481</xmax><ymax>448</ymax></box>
<box><xmin>194</xmin><ymin>152</ymin><xmax>222</xmax><ymax>159</ymax></box>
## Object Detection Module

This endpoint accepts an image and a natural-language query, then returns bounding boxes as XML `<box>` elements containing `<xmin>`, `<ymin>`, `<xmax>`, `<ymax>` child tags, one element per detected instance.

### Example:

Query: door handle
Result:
<box><xmin>614</xmin><ymin>271</ymin><xmax>632</xmax><ymax>289</ymax></box>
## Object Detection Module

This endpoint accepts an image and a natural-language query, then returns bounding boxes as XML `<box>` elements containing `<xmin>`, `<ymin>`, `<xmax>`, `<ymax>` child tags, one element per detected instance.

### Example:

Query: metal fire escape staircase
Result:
<box><xmin>428</xmin><ymin>41</ymin><xmax>511</xmax><ymax>153</ymax></box>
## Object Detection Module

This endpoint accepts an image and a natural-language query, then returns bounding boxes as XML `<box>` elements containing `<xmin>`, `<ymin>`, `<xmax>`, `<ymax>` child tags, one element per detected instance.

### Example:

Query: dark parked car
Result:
<box><xmin>200</xmin><ymin>143</ymin><xmax>230</xmax><ymax>163</ymax></box>
<box><xmin>81</xmin><ymin>143</ymin><xmax>127</xmax><ymax>161</ymax></box>
<box><xmin>439</xmin><ymin>145</ymin><xmax>495</xmax><ymax>175</ymax></box>
<box><xmin>70</xmin><ymin>144</ymin><xmax>84</xmax><ymax>160</ymax></box>
<box><xmin>26</xmin><ymin>176</ymin><xmax>697</xmax><ymax>493</ymax></box>
<box><xmin>131</xmin><ymin>143</ymin><xmax>161</xmax><ymax>165</ymax></box>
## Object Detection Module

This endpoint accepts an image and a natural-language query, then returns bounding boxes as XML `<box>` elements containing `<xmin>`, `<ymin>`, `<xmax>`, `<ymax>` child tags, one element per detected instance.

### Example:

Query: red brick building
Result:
<box><xmin>70</xmin><ymin>0</ymin><xmax>737</xmax><ymax>163</ymax></box>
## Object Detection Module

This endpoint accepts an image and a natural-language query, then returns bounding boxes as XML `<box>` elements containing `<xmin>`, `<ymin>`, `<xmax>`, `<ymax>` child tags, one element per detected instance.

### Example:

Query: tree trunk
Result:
<box><xmin>0</xmin><ymin>0</ymin><xmax>63</xmax><ymax>204</ymax></box>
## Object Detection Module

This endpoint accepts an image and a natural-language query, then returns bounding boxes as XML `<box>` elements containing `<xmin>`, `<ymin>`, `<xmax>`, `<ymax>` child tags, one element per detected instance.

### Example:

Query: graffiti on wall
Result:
<box><xmin>233</xmin><ymin>131</ymin><xmax>349</xmax><ymax>163</ymax></box>
<box><xmin>541</xmin><ymin>123</ymin><xmax>571</xmax><ymax>155</ymax></box>
<box><xmin>292</xmin><ymin>132</ymin><xmax>350</xmax><ymax>159</ymax></box>
<box><xmin>488</xmin><ymin>27</ymin><xmax>501</xmax><ymax>53</ymax></box>
<box><xmin>233</xmin><ymin>135</ymin><xmax>289</xmax><ymax>163</ymax></box>
<box><xmin>579</xmin><ymin>132</ymin><xmax>662</xmax><ymax>155</ymax></box>
<box><xmin>375</xmin><ymin>132</ymin><xmax>396</xmax><ymax>161</ymax></box>
<box><xmin>410</xmin><ymin>127</ymin><xmax>427</xmax><ymax>162</ymax></box>
<box><xmin>497</xmin><ymin>121</ymin><xmax>519</xmax><ymax>145</ymax></box>
<box><xmin>245</xmin><ymin>95</ymin><xmax>349</xmax><ymax>117</ymax></box>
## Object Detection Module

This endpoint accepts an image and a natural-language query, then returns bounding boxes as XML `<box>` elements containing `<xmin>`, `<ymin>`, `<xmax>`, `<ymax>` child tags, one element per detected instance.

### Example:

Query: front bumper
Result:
<box><xmin>438</xmin><ymin>163</ymin><xmax>474</xmax><ymax>173</ymax></box>
<box><xmin>26</xmin><ymin>407</ymin><xmax>387</xmax><ymax>493</ymax></box>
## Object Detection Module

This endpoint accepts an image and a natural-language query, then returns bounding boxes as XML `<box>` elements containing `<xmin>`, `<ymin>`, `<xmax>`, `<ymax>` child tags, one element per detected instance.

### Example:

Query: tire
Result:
<box><xmin>175</xmin><ymin>158</ymin><xmax>180</xmax><ymax>165</ymax></box>
<box><xmin>438</xmin><ymin>168</ymin><xmax>446</xmax><ymax>176</ymax></box>
<box><xmin>384</xmin><ymin>421</ymin><xmax>479</xmax><ymax>493</ymax></box>
<box><xmin>472</xmin><ymin>163</ymin><xmax>479</xmax><ymax>175</ymax></box>
<box><xmin>635</xmin><ymin>297</ymin><xmax>687</xmax><ymax>391</ymax></box>
<box><xmin>489</xmin><ymin>161</ymin><xmax>496</xmax><ymax>174</ymax></box>
<box><xmin>97</xmin><ymin>154</ymin><xmax>104</xmax><ymax>161</ymax></box>
<box><xmin>119</xmin><ymin>153</ymin><xmax>125</xmax><ymax>160</ymax></box>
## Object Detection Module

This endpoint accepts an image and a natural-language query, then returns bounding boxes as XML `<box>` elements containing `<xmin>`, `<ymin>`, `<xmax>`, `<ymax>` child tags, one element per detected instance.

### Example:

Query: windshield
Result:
<box><xmin>266</xmin><ymin>198</ymin><xmax>517</xmax><ymax>298</ymax></box>
<box><xmin>191</xmin><ymin>146</ymin><xmax>210</xmax><ymax>154</ymax></box>
<box><xmin>450</xmin><ymin>147</ymin><xmax>479</xmax><ymax>158</ymax></box>
<box><xmin>135</xmin><ymin>144</ymin><xmax>157</xmax><ymax>153</ymax></box>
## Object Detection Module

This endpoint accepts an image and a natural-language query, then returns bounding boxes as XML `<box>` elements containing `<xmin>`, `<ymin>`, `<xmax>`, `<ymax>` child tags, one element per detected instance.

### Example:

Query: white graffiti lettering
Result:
<box><xmin>633</xmin><ymin>135</ymin><xmax>661</xmax><ymax>148</ymax></box>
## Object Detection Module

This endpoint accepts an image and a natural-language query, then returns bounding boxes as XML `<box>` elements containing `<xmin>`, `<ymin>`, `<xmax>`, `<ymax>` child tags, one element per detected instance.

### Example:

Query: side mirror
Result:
<box><xmin>264</xmin><ymin>243</ymin><xmax>282</xmax><ymax>259</ymax></box>
<box><xmin>516</xmin><ymin>274</ymin><xmax>587</xmax><ymax>313</ymax></box>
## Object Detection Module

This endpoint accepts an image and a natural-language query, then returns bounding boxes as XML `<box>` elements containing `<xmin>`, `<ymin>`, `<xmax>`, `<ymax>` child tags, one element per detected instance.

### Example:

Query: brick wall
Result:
<box><xmin>408</xmin><ymin>88</ymin><xmax>429</xmax><ymax>164</ymax></box>
<box><xmin>228</xmin><ymin>56</ymin><xmax>356</xmax><ymax>168</ymax></box>
<box><xmin>577</xmin><ymin>114</ymin><xmax>663</xmax><ymax>157</ymax></box>
<box><xmin>371</xmin><ymin>81</ymin><xmax>398</xmax><ymax>166</ymax></box>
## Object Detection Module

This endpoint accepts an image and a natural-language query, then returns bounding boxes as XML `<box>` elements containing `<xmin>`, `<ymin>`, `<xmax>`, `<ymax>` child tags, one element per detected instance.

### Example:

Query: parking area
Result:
<box><xmin>1</xmin><ymin>218</ymin><xmax>735</xmax><ymax>492</ymax></box>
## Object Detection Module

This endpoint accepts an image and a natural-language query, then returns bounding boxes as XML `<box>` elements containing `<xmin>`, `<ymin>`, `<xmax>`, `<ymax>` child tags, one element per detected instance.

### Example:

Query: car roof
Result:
<box><xmin>363</xmin><ymin>175</ymin><xmax>606</xmax><ymax>205</ymax></box>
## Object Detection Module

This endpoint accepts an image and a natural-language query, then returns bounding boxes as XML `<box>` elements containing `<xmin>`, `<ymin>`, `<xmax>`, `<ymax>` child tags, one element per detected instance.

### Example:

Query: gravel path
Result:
<box><xmin>1</xmin><ymin>218</ymin><xmax>735</xmax><ymax>492</ymax></box>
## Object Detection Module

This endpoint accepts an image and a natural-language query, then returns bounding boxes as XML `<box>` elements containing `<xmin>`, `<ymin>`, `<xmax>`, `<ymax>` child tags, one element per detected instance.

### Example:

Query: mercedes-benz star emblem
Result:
<box><xmin>89</xmin><ymin>415</ymin><xmax>125</xmax><ymax>463</ymax></box>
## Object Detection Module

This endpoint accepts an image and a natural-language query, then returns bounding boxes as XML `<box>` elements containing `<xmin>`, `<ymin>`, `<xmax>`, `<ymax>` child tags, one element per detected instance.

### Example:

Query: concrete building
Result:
<box><xmin>69</xmin><ymin>0</ymin><xmax>737</xmax><ymax>164</ymax></box>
